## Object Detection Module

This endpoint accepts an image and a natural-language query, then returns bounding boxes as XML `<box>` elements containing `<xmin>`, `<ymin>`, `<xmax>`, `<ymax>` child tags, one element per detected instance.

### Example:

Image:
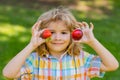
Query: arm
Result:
<box><xmin>2</xmin><ymin>21</ymin><xmax>45</xmax><ymax>78</ymax></box>
<box><xmin>88</xmin><ymin>38</ymin><xmax>119</xmax><ymax>71</ymax></box>
<box><xmin>77</xmin><ymin>22</ymin><xmax>119</xmax><ymax>72</ymax></box>
<box><xmin>2</xmin><ymin>43</ymin><xmax>35</xmax><ymax>78</ymax></box>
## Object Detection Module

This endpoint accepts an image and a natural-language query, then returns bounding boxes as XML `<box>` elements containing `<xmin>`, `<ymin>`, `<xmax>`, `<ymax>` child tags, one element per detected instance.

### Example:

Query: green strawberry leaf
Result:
<box><xmin>45</xmin><ymin>37</ymin><xmax>51</xmax><ymax>42</ymax></box>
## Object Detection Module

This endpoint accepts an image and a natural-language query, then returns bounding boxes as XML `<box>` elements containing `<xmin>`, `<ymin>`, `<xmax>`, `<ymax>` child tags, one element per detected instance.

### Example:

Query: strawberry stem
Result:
<box><xmin>45</xmin><ymin>37</ymin><xmax>51</xmax><ymax>42</ymax></box>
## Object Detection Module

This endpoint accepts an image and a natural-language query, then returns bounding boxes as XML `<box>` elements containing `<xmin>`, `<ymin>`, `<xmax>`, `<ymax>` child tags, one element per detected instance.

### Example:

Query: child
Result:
<box><xmin>3</xmin><ymin>7</ymin><xmax>119</xmax><ymax>80</ymax></box>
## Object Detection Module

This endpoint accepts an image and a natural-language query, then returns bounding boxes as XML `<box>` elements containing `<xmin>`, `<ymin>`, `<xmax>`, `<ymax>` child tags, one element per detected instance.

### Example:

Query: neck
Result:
<box><xmin>49</xmin><ymin>50</ymin><xmax>66</xmax><ymax>60</ymax></box>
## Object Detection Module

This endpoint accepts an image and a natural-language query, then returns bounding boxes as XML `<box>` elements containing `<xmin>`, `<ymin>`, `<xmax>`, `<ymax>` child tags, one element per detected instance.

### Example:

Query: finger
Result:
<box><xmin>32</xmin><ymin>23</ymin><xmax>39</xmax><ymax>36</ymax></box>
<box><xmin>82</xmin><ymin>22</ymin><xmax>89</xmax><ymax>28</ymax></box>
<box><xmin>32</xmin><ymin>22</ymin><xmax>38</xmax><ymax>30</ymax></box>
<box><xmin>73</xmin><ymin>40</ymin><xmax>82</xmax><ymax>43</ymax></box>
<box><xmin>32</xmin><ymin>21</ymin><xmax>42</xmax><ymax>35</ymax></box>
<box><xmin>38</xmin><ymin>29</ymin><xmax>46</xmax><ymax>38</ymax></box>
<box><xmin>32</xmin><ymin>30</ymin><xmax>38</xmax><ymax>36</ymax></box>
<box><xmin>76</xmin><ymin>22</ymin><xmax>85</xmax><ymax>30</ymax></box>
<box><xmin>90</xmin><ymin>22</ymin><xmax>94</xmax><ymax>30</ymax></box>
<box><xmin>72</xmin><ymin>39</ymin><xmax>82</xmax><ymax>43</ymax></box>
<box><xmin>37</xmin><ymin>20</ymin><xmax>42</xmax><ymax>30</ymax></box>
<box><xmin>77</xmin><ymin>22</ymin><xmax>83</xmax><ymax>29</ymax></box>
<box><xmin>38</xmin><ymin>38</ymin><xmax>45</xmax><ymax>44</ymax></box>
<box><xmin>32</xmin><ymin>20</ymin><xmax>41</xmax><ymax>31</ymax></box>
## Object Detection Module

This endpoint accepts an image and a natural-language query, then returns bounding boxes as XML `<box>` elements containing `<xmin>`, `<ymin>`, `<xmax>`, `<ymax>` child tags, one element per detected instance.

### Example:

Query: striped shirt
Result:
<box><xmin>17</xmin><ymin>51</ymin><xmax>105</xmax><ymax>80</ymax></box>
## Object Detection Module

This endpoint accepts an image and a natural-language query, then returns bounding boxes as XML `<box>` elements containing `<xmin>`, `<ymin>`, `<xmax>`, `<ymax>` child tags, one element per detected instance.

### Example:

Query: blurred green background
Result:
<box><xmin>0</xmin><ymin>0</ymin><xmax>120</xmax><ymax>80</ymax></box>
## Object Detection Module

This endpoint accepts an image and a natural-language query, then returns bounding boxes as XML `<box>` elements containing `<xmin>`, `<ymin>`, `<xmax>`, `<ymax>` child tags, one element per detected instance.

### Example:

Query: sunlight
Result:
<box><xmin>70</xmin><ymin>0</ymin><xmax>114</xmax><ymax>20</ymax></box>
<box><xmin>0</xmin><ymin>23</ymin><xmax>30</xmax><ymax>42</ymax></box>
<box><xmin>0</xmin><ymin>24</ymin><xmax>25</xmax><ymax>35</ymax></box>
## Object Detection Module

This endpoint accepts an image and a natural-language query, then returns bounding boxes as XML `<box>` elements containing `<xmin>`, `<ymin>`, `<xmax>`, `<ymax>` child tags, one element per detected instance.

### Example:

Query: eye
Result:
<box><xmin>61</xmin><ymin>32</ymin><xmax>68</xmax><ymax>34</ymax></box>
<box><xmin>51</xmin><ymin>31</ymin><xmax>55</xmax><ymax>34</ymax></box>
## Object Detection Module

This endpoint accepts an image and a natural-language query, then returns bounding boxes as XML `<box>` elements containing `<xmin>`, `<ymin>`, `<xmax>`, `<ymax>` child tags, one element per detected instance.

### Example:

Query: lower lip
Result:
<box><xmin>53</xmin><ymin>43</ymin><xmax>63</xmax><ymax>45</ymax></box>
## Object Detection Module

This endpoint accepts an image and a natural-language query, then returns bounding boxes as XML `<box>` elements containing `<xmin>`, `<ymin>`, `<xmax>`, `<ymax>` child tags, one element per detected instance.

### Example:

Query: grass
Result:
<box><xmin>0</xmin><ymin>0</ymin><xmax>120</xmax><ymax>80</ymax></box>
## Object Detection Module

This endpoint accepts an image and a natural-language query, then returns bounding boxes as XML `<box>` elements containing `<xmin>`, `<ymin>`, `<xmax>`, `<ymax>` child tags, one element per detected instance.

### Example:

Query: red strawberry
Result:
<box><xmin>72</xmin><ymin>29</ymin><xmax>83</xmax><ymax>40</ymax></box>
<box><xmin>41</xmin><ymin>29</ymin><xmax>52</xmax><ymax>39</ymax></box>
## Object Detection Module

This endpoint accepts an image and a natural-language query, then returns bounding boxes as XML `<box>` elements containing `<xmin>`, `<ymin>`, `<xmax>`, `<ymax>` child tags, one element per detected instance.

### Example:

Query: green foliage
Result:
<box><xmin>0</xmin><ymin>0</ymin><xmax>120</xmax><ymax>80</ymax></box>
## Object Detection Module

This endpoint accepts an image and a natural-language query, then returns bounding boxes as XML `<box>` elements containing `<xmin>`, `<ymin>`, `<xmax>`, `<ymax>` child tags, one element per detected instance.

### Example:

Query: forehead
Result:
<box><xmin>47</xmin><ymin>21</ymin><xmax>69</xmax><ymax>30</ymax></box>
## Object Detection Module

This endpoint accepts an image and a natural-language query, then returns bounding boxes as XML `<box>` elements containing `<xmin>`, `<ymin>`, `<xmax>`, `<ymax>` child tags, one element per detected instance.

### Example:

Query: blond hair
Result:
<box><xmin>36</xmin><ymin>6</ymin><xmax>82</xmax><ymax>56</ymax></box>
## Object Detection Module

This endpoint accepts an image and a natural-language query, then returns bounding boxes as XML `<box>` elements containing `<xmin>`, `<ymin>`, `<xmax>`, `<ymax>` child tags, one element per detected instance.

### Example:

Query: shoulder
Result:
<box><xmin>78</xmin><ymin>50</ymin><xmax>100</xmax><ymax>63</ymax></box>
<box><xmin>81</xmin><ymin>51</ymin><xmax>101</xmax><ymax>67</ymax></box>
<box><xmin>30</xmin><ymin>52</ymin><xmax>38</xmax><ymax>57</ymax></box>
<box><xmin>78</xmin><ymin>50</ymin><xmax>94</xmax><ymax>58</ymax></box>
<box><xmin>82</xmin><ymin>51</ymin><xmax>95</xmax><ymax>58</ymax></box>
<box><xmin>26</xmin><ymin>52</ymin><xmax>38</xmax><ymax>61</ymax></box>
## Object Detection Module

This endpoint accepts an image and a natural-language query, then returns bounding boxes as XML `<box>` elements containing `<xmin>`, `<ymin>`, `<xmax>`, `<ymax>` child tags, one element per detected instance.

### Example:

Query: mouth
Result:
<box><xmin>52</xmin><ymin>43</ymin><xmax>63</xmax><ymax>45</ymax></box>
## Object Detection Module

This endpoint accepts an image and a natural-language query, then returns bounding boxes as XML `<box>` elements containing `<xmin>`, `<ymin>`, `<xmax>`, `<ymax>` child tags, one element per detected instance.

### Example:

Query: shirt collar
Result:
<box><xmin>42</xmin><ymin>51</ymin><xmax>70</xmax><ymax>60</ymax></box>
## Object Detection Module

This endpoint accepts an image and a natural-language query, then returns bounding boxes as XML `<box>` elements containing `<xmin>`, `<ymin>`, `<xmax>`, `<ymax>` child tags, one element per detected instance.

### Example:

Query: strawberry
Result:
<box><xmin>41</xmin><ymin>29</ymin><xmax>52</xmax><ymax>39</ymax></box>
<box><xmin>72</xmin><ymin>29</ymin><xmax>83</xmax><ymax>40</ymax></box>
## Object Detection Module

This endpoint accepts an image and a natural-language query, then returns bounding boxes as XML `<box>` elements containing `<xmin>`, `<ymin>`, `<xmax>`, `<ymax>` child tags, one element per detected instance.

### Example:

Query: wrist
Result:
<box><xmin>28</xmin><ymin>42</ymin><xmax>37</xmax><ymax>51</ymax></box>
<box><xmin>87</xmin><ymin>38</ymin><xmax>98</xmax><ymax>46</ymax></box>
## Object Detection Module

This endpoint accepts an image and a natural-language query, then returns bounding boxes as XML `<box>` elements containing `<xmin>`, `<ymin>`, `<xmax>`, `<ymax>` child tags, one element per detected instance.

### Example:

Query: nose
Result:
<box><xmin>53</xmin><ymin>33</ymin><xmax>61</xmax><ymax>40</ymax></box>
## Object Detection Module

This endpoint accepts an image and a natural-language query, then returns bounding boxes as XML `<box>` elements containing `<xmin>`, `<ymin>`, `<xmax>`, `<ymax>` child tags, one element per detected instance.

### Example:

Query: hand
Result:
<box><xmin>74</xmin><ymin>22</ymin><xmax>96</xmax><ymax>45</ymax></box>
<box><xmin>30</xmin><ymin>21</ymin><xmax>45</xmax><ymax>49</ymax></box>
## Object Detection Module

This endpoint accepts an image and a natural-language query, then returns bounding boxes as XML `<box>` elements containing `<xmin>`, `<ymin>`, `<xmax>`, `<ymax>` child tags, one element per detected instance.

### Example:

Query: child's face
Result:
<box><xmin>46</xmin><ymin>20</ymin><xmax>71</xmax><ymax>54</ymax></box>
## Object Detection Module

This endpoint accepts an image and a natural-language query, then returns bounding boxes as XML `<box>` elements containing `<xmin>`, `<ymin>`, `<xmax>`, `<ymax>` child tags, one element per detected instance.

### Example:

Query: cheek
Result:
<box><xmin>64</xmin><ymin>36</ymin><xmax>70</xmax><ymax>40</ymax></box>
<box><xmin>64</xmin><ymin>35</ymin><xmax>71</xmax><ymax>42</ymax></box>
